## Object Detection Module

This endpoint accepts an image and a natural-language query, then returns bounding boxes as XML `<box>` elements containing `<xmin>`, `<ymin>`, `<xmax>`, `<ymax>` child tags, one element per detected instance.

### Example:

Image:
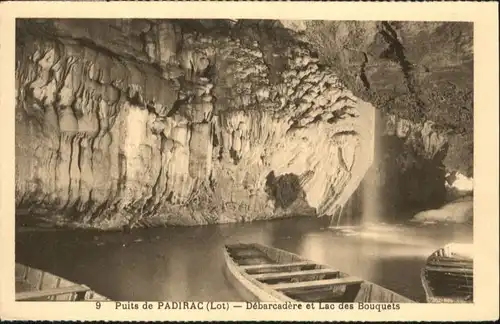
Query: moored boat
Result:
<box><xmin>421</xmin><ymin>243</ymin><xmax>473</xmax><ymax>303</ymax></box>
<box><xmin>15</xmin><ymin>263</ymin><xmax>110</xmax><ymax>301</ymax></box>
<box><xmin>223</xmin><ymin>243</ymin><xmax>415</xmax><ymax>303</ymax></box>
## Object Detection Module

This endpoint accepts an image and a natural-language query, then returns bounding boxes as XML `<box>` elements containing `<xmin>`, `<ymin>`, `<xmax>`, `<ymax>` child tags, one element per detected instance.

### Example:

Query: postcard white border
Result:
<box><xmin>1</xmin><ymin>1</ymin><xmax>498</xmax><ymax>321</ymax></box>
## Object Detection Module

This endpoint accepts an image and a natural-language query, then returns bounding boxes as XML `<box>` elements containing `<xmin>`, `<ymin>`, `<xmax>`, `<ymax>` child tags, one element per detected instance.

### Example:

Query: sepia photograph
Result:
<box><xmin>1</xmin><ymin>1</ymin><xmax>498</xmax><ymax>322</ymax></box>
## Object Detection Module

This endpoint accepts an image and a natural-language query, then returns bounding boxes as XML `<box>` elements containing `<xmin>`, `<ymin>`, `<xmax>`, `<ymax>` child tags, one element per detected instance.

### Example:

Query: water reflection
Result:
<box><xmin>15</xmin><ymin>217</ymin><xmax>472</xmax><ymax>302</ymax></box>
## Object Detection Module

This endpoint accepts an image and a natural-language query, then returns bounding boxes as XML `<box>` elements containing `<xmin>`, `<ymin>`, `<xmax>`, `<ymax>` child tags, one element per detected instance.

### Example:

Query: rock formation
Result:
<box><xmin>15</xmin><ymin>19</ymin><xmax>375</xmax><ymax>229</ymax></box>
<box><xmin>15</xmin><ymin>19</ymin><xmax>474</xmax><ymax>228</ymax></box>
<box><xmin>411</xmin><ymin>196</ymin><xmax>473</xmax><ymax>224</ymax></box>
<box><xmin>275</xmin><ymin>20</ymin><xmax>473</xmax><ymax>219</ymax></box>
<box><xmin>278</xmin><ymin>20</ymin><xmax>473</xmax><ymax>178</ymax></box>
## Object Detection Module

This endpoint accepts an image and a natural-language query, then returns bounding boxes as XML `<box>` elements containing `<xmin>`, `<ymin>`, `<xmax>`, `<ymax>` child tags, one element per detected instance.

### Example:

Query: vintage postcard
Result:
<box><xmin>0</xmin><ymin>0</ymin><xmax>498</xmax><ymax>322</ymax></box>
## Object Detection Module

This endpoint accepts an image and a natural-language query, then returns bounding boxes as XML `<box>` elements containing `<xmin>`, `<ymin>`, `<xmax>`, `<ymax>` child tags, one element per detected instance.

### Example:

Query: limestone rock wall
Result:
<box><xmin>280</xmin><ymin>20</ymin><xmax>473</xmax><ymax>178</ymax></box>
<box><xmin>15</xmin><ymin>19</ymin><xmax>375</xmax><ymax>229</ymax></box>
<box><xmin>275</xmin><ymin>20</ymin><xmax>473</xmax><ymax>218</ymax></box>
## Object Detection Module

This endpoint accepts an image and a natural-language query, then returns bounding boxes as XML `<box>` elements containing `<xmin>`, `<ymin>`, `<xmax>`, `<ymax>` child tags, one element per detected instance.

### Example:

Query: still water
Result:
<box><xmin>15</xmin><ymin>216</ymin><xmax>472</xmax><ymax>302</ymax></box>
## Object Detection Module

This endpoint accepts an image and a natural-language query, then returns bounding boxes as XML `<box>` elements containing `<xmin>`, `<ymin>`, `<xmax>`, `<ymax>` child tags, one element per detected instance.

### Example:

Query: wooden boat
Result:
<box><xmin>421</xmin><ymin>243</ymin><xmax>473</xmax><ymax>303</ymax></box>
<box><xmin>15</xmin><ymin>263</ymin><xmax>109</xmax><ymax>301</ymax></box>
<box><xmin>223</xmin><ymin>243</ymin><xmax>415</xmax><ymax>303</ymax></box>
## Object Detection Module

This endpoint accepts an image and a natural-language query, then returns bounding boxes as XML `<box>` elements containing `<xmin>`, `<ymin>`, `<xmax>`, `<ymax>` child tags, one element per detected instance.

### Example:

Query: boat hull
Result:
<box><xmin>420</xmin><ymin>243</ymin><xmax>473</xmax><ymax>303</ymax></box>
<box><xmin>224</xmin><ymin>243</ymin><xmax>415</xmax><ymax>303</ymax></box>
<box><xmin>15</xmin><ymin>263</ymin><xmax>110</xmax><ymax>301</ymax></box>
<box><xmin>224</xmin><ymin>249</ymin><xmax>292</xmax><ymax>302</ymax></box>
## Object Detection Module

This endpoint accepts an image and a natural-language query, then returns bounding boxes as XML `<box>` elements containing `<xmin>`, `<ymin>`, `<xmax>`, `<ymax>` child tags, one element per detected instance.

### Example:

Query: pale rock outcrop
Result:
<box><xmin>15</xmin><ymin>19</ymin><xmax>375</xmax><ymax>229</ymax></box>
<box><xmin>411</xmin><ymin>196</ymin><xmax>473</xmax><ymax>224</ymax></box>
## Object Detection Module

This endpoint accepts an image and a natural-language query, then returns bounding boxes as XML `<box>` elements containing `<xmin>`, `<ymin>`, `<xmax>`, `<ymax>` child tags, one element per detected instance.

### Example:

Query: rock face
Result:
<box><xmin>371</xmin><ymin>113</ymin><xmax>451</xmax><ymax>213</ymax></box>
<box><xmin>15</xmin><ymin>19</ymin><xmax>375</xmax><ymax>229</ymax></box>
<box><xmin>277</xmin><ymin>20</ymin><xmax>473</xmax><ymax>218</ymax></box>
<box><xmin>280</xmin><ymin>21</ymin><xmax>473</xmax><ymax>177</ymax></box>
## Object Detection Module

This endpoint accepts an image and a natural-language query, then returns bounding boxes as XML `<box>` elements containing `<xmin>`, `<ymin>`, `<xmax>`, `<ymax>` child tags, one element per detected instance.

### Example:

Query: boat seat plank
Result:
<box><xmin>251</xmin><ymin>268</ymin><xmax>339</xmax><ymax>281</ymax></box>
<box><xmin>425</xmin><ymin>265</ymin><xmax>473</xmax><ymax>274</ymax></box>
<box><xmin>427</xmin><ymin>260</ymin><xmax>473</xmax><ymax>269</ymax></box>
<box><xmin>270</xmin><ymin>276</ymin><xmax>364</xmax><ymax>292</ymax></box>
<box><xmin>428</xmin><ymin>256</ymin><xmax>472</xmax><ymax>263</ymax></box>
<box><xmin>241</xmin><ymin>261</ymin><xmax>315</xmax><ymax>271</ymax></box>
<box><xmin>231</xmin><ymin>250</ymin><xmax>265</xmax><ymax>257</ymax></box>
<box><xmin>16</xmin><ymin>285</ymin><xmax>90</xmax><ymax>300</ymax></box>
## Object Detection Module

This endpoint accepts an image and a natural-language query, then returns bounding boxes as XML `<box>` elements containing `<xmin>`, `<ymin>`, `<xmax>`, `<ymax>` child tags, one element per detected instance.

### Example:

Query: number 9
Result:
<box><xmin>96</xmin><ymin>301</ymin><xmax>101</xmax><ymax>310</ymax></box>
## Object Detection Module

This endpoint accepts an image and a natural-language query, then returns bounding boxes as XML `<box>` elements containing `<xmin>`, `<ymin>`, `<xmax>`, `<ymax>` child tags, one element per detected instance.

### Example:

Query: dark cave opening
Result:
<box><xmin>362</xmin><ymin>133</ymin><xmax>449</xmax><ymax>222</ymax></box>
<box><xmin>265</xmin><ymin>171</ymin><xmax>306</xmax><ymax>210</ymax></box>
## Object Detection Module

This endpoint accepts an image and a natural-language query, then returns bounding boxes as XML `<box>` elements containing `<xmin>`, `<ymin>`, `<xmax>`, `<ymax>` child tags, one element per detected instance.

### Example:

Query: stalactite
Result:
<box><xmin>15</xmin><ymin>19</ymin><xmax>377</xmax><ymax>229</ymax></box>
